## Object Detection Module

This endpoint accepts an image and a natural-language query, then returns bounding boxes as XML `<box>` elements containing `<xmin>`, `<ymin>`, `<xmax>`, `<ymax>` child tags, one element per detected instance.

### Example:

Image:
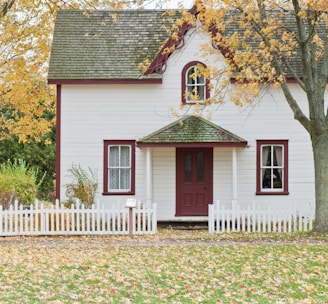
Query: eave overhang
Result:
<box><xmin>137</xmin><ymin>115</ymin><xmax>247</xmax><ymax>148</ymax></box>
<box><xmin>137</xmin><ymin>142</ymin><xmax>247</xmax><ymax>148</ymax></box>
<box><xmin>48</xmin><ymin>78</ymin><xmax>162</xmax><ymax>85</ymax></box>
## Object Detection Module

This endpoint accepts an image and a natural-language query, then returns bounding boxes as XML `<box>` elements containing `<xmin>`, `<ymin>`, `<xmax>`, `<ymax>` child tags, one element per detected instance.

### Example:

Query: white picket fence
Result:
<box><xmin>208</xmin><ymin>201</ymin><xmax>314</xmax><ymax>234</ymax></box>
<box><xmin>0</xmin><ymin>199</ymin><xmax>157</xmax><ymax>236</ymax></box>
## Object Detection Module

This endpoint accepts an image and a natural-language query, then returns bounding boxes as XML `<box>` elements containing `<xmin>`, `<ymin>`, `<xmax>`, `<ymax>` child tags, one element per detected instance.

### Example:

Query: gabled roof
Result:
<box><xmin>137</xmin><ymin>115</ymin><xmax>247</xmax><ymax>147</ymax></box>
<box><xmin>48</xmin><ymin>10</ymin><xmax>173</xmax><ymax>82</ymax></box>
<box><xmin>48</xmin><ymin>8</ymin><xmax>320</xmax><ymax>84</ymax></box>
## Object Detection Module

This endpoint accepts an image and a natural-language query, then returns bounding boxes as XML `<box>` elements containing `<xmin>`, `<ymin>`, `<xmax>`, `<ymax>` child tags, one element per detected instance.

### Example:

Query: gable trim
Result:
<box><xmin>144</xmin><ymin>8</ymin><xmax>197</xmax><ymax>75</ymax></box>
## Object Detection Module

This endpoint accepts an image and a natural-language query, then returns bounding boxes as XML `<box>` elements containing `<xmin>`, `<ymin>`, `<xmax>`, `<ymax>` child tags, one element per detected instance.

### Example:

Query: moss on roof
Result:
<box><xmin>48</xmin><ymin>10</ymin><xmax>171</xmax><ymax>80</ymax></box>
<box><xmin>48</xmin><ymin>9</ymin><xmax>319</xmax><ymax>81</ymax></box>
<box><xmin>137</xmin><ymin>115</ymin><xmax>247</xmax><ymax>144</ymax></box>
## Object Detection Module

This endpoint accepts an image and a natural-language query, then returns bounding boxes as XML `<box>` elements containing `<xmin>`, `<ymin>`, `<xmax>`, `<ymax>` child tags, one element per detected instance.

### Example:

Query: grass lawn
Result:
<box><xmin>0</xmin><ymin>230</ymin><xmax>327</xmax><ymax>303</ymax></box>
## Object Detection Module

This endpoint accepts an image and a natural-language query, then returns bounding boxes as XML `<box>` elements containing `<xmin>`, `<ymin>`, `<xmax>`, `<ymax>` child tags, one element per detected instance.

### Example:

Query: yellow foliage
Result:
<box><xmin>0</xmin><ymin>0</ymin><xmax>135</xmax><ymax>142</ymax></box>
<box><xmin>174</xmin><ymin>0</ymin><xmax>328</xmax><ymax>110</ymax></box>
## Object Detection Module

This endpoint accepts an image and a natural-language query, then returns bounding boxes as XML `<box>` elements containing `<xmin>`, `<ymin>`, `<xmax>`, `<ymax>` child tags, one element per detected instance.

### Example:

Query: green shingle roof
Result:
<box><xmin>137</xmin><ymin>116</ymin><xmax>247</xmax><ymax>146</ymax></box>
<box><xmin>48</xmin><ymin>10</ymin><xmax>171</xmax><ymax>80</ymax></box>
<box><xmin>48</xmin><ymin>9</ymin><xmax>318</xmax><ymax>82</ymax></box>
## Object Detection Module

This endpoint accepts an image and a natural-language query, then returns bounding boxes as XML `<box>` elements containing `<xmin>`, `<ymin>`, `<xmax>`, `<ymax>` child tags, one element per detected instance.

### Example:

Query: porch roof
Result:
<box><xmin>137</xmin><ymin>115</ymin><xmax>247</xmax><ymax>148</ymax></box>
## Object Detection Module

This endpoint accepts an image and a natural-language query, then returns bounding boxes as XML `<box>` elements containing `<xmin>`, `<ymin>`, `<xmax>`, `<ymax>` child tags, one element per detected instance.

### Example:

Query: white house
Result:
<box><xmin>48</xmin><ymin>9</ymin><xmax>314</xmax><ymax>221</ymax></box>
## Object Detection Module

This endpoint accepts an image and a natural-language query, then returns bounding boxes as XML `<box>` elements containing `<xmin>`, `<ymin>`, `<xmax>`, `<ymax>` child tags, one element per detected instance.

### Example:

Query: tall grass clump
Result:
<box><xmin>0</xmin><ymin>159</ymin><xmax>45</xmax><ymax>209</ymax></box>
<box><xmin>65</xmin><ymin>164</ymin><xmax>98</xmax><ymax>208</ymax></box>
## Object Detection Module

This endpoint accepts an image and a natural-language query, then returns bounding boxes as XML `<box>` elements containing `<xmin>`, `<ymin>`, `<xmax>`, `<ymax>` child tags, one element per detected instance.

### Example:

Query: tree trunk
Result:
<box><xmin>311</xmin><ymin>130</ymin><xmax>328</xmax><ymax>232</ymax></box>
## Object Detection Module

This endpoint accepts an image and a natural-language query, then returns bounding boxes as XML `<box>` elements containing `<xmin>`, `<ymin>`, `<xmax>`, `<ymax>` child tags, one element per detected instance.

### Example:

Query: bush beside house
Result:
<box><xmin>0</xmin><ymin>159</ymin><xmax>44</xmax><ymax>209</ymax></box>
<box><xmin>65</xmin><ymin>164</ymin><xmax>98</xmax><ymax>208</ymax></box>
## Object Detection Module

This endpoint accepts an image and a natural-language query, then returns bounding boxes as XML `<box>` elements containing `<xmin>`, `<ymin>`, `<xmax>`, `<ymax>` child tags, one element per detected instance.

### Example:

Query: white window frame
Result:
<box><xmin>260</xmin><ymin>144</ymin><xmax>284</xmax><ymax>192</ymax></box>
<box><xmin>185</xmin><ymin>65</ymin><xmax>206</xmax><ymax>103</ymax></box>
<box><xmin>108</xmin><ymin>145</ymin><xmax>131</xmax><ymax>192</ymax></box>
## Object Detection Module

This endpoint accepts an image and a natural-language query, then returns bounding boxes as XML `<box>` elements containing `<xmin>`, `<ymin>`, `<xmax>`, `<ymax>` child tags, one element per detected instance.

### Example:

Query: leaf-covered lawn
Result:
<box><xmin>0</xmin><ymin>230</ymin><xmax>327</xmax><ymax>303</ymax></box>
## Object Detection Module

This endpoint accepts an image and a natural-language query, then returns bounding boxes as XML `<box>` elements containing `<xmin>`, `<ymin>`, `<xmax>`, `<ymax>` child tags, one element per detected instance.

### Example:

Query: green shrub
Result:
<box><xmin>0</xmin><ymin>132</ymin><xmax>56</xmax><ymax>201</ymax></box>
<box><xmin>0</xmin><ymin>159</ymin><xmax>45</xmax><ymax>208</ymax></box>
<box><xmin>65</xmin><ymin>164</ymin><xmax>98</xmax><ymax>208</ymax></box>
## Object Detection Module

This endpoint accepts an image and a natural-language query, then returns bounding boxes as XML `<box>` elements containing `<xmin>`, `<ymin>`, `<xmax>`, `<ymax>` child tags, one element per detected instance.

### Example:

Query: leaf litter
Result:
<box><xmin>0</xmin><ymin>229</ymin><xmax>327</xmax><ymax>303</ymax></box>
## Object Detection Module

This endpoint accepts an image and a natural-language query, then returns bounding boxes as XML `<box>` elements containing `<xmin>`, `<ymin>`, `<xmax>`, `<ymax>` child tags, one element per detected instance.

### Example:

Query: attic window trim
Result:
<box><xmin>181</xmin><ymin>61</ymin><xmax>210</xmax><ymax>105</ymax></box>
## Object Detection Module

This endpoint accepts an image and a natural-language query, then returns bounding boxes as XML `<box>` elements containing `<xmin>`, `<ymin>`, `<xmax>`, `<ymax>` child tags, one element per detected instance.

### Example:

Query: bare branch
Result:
<box><xmin>1</xmin><ymin>0</ymin><xmax>15</xmax><ymax>18</ymax></box>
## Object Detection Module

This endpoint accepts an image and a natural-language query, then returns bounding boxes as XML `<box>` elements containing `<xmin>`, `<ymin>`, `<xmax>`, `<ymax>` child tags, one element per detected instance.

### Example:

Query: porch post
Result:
<box><xmin>232</xmin><ymin>147</ymin><xmax>238</xmax><ymax>206</ymax></box>
<box><xmin>146</xmin><ymin>147</ymin><xmax>153</xmax><ymax>206</ymax></box>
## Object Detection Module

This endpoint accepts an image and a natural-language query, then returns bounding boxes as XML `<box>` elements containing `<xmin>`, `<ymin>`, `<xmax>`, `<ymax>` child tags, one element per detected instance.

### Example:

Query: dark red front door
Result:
<box><xmin>176</xmin><ymin>148</ymin><xmax>213</xmax><ymax>216</ymax></box>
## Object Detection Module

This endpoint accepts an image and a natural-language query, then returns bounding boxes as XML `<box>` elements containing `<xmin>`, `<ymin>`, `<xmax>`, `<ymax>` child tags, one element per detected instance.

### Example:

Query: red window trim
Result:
<box><xmin>181</xmin><ymin>61</ymin><xmax>210</xmax><ymax>105</ymax></box>
<box><xmin>256</xmin><ymin>140</ymin><xmax>289</xmax><ymax>195</ymax></box>
<box><xmin>103</xmin><ymin>140</ymin><xmax>135</xmax><ymax>195</ymax></box>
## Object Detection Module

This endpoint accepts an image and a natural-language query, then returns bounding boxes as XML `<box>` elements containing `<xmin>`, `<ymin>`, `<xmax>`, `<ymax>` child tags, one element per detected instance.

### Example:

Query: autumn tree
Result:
<box><xmin>176</xmin><ymin>0</ymin><xmax>327</xmax><ymax>231</ymax></box>
<box><xmin>1</xmin><ymin>1</ymin><xmax>54</xmax><ymax>142</ymax></box>
<box><xmin>0</xmin><ymin>0</ymin><xmax>157</xmax><ymax>142</ymax></box>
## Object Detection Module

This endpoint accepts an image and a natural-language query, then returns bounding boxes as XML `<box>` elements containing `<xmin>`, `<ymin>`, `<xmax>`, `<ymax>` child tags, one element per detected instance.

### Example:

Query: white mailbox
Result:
<box><xmin>126</xmin><ymin>198</ymin><xmax>137</xmax><ymax>208</ymax></box>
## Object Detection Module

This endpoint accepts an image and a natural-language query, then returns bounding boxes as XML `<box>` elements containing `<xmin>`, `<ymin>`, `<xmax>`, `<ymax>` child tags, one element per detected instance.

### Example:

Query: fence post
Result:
<box><xmin>208</xmin><ymin>203</ymin><xmax>214</xmax><ymax>234</ymax></box>
<box><xmin>126</xmin><ymin>199</ymin><xmax>137</xmax><ymax>238</ymax></box>
<box><xmin>152</xmin><ymin>203</ymin><xmax>157</xmax><ymax>234</ymax></box>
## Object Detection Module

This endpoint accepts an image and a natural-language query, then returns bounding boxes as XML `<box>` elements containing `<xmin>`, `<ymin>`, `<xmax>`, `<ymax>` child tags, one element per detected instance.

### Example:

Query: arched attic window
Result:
<box><xmin>182</xmin><ymin>61</ymin><xmax>210</xmax><ymax>104</ymax></box>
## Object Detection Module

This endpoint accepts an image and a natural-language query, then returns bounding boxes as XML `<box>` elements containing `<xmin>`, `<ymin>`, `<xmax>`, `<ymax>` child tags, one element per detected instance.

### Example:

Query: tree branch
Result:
<box><xmin>253</xmin><ymin>0</ymin><xmax>310</xmax><ymax>131</ymax></box>
<box><xmin>1</xmin><ymin>0</ymin><xmax>15</xmax><ymax>18</ymax></box>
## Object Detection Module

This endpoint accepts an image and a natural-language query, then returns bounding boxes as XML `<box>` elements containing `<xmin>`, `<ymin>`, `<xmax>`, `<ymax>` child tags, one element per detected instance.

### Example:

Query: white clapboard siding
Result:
<box><xmin>0</xmin><ymin>200</ymin><xmax>157</xmax><ymax>236</ymax></box>
<box><xmin>208</xmin><ymin>201</ymin><xmax>314</xmax><ymax>234</ymax></box>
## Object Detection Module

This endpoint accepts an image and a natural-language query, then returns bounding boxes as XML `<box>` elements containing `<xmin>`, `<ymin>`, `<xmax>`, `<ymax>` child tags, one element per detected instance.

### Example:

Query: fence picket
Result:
<box><xmin>209</xmin><ymin>201</ymin><xmax>314</xmax><ymax>234</ymax></box>
<box><xmin>303</xmin><ymin>215</ymin><xmax>308</xmax><ymax>232</ymax></box>
<box><xmin>0</xmin><ymin>199</ymin><xmax>157</xmax><ymax>236</ymax></box>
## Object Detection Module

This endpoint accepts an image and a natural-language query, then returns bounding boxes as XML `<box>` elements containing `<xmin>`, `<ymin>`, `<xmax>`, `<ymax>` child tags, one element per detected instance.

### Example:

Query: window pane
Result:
<box><xmin>262</xmin><ymin>146</ymin><xmax>271</xmax><ymax>166</ymax></box>
<box><xmin>185</xmin><ymin>153</ymin><xmax>192</xmax><ymax>182</ymax></box>
<box><xmin>186</xmin><ymin>86</ymin><xmax>193</xmax><ymax>101</ymax></box>
<box><xmin>187</xmin><ymin>67</ymin><xmax>195</xmax><ymax>85</ymax></box>
<box><xmin>120</xmin><ymin>169</ymin><xmax>130</xmax><ymax>189</ymax></box>
<box><xmin>186</xmin><ymin>84</ymin><xmax>205</xmax><ymax>101</ymax></box>
<box><xmin>273</xmin><ymin>168</ymin><xmax>283</xmax><ymax>188</ymax></box>
<box><xmin>262</xmin><ymin>168</ymin><xmax>271</xmax><ymax>188</ymax></box>
<box><xmin>273</xmin><ymin>146</ymin><xmax>283</xmax><ymax>166</ymax></box>
<box><xmin>197</xmin><ymin>151</ymin><xmax>204</xmax><ymax>182</ymax></box>
<box><xmin>109</xmin><ymin>168</ymin><xmax>119</xmax><ymax>189</ymax></box>
<box><xmin>197</xmin><ymin>85</ymin><xmax>205</xmax><ymax>100</ymax></box>
<box><xmin>109</xmin><ymin>146</ymin><xmax>119</xmax><ymax>166</ymax></box>
<box><xmin>197</xmin><ymin>74</ymin><xmax>205</xmax><ymax>85</ymax></box>
<box><xmin>120</xmin><ymin>146</ymin><xmax>130</xmax><ymax>167</ymax></box>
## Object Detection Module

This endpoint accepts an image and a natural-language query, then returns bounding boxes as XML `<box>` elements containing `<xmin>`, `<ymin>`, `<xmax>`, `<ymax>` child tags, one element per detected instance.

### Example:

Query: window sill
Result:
<box><xmin>102</xmin><ymin>191</ymin><xmax>135</xmax><ymax>196</ymax></box>
<box><xmin>182</xmin><ymin>100</ymin><xmax>206</xmax><ymax>105</ymax></box>
<box><xmin>256</xmin><ymin>191</ymin><xmax>289</xmax><ymax>195</ymax></box>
